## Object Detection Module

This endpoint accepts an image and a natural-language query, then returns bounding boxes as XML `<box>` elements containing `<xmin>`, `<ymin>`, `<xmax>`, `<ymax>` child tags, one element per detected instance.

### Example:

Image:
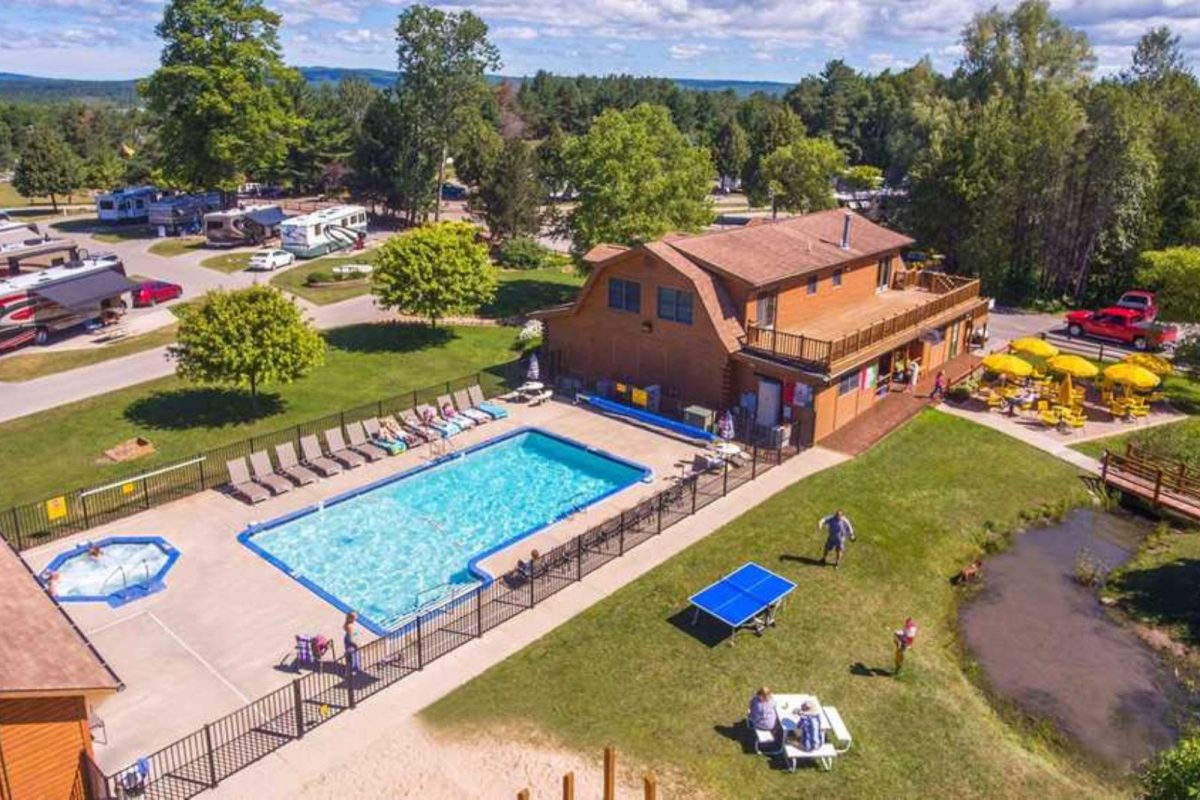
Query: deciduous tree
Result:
<box><xmin>371</xmin><ymin>222</ymin><xmax>498</xmax><ymax>327</ymax></box>
<box><xmin>474</xmin><ymin>137</ymin><xmax>544</xmax><ymax>241</ymax></box>
<box><xmin>12</xmin><ymin>129</ymin><xmax>81</xmax><ymax>210</ymax></box>
<box><xmin>761</xmin><ymin>138</ymin><xmax>845</xmax><ymax>213</ymax></box>
<box><xmin>1137</xmin><ymin>247</ymin><xmax>1200</xmax><ymax>322</ymax></box>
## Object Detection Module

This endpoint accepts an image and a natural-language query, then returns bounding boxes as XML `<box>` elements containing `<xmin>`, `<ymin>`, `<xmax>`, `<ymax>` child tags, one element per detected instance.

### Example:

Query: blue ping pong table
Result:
<box><xmin>689</xmin><ymin>562</ymin><xmax>797</xmax><ymax>638</ymax></box>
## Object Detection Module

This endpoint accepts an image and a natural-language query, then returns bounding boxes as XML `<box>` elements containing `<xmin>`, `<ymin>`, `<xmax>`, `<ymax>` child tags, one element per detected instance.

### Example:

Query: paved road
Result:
<box><xmin>986</xmin><ymin>307</ymin><xmax>1148</xmax><ymax>360</ymax></box>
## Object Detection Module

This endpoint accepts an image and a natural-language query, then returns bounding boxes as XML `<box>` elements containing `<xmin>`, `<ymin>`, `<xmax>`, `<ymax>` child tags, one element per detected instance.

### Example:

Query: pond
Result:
<box><xmin>960</xmin><ymin>508</ymin><xmax>1192</xmax><ymax>767</ymax></box>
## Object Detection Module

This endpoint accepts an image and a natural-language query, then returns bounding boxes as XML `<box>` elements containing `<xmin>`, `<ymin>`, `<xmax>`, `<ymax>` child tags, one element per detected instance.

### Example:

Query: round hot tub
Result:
<box><xmin>41</xmin><ymin>536</ymin><xmax>180</xmax><ymax>607</ymax></box>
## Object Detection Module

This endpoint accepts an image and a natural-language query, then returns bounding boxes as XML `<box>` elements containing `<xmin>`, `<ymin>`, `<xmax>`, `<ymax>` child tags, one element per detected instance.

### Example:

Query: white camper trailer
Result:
<box><xmin>95</xmin><ymin>186</ymin><xmax>160</xmax><ymax>223</ymax></box>
<box><xmin>0</xmin><ymin>260</ymin><xmax>134</xmax><ymax>351</ymax></box>
<box><xmin>279</xmin><ymin>205</ymin><xmax>367</xmax><ymax>259</ymax></box>
<box><xmin>204</xmin><ymin>204</ymin><xmax>286</xmax><ymax>248</ymax></box>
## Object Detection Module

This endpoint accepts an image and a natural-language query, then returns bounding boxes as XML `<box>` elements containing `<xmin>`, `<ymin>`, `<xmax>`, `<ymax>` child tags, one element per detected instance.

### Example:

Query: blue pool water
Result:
<box><xmin>242</xmin><ymin>428</ymin><xmax>648</xmax><ymax>633</ymax></box>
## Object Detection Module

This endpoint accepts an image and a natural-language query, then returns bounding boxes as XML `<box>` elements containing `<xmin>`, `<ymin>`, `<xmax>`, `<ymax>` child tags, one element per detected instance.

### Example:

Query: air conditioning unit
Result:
<box><xmin>683</xmin><ymin>405</ymin><xmax>715</xmax><ymax>432</ymax></box>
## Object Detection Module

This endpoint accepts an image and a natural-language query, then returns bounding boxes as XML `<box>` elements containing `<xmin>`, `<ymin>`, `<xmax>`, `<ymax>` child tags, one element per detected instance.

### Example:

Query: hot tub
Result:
<box><xmin>41</xmin><ymin>536</ymin><xmax>180</xmax><ymax>607</ymax></box>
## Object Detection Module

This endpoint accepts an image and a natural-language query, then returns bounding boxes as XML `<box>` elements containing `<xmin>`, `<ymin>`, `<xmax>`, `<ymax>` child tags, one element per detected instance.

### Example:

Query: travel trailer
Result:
<box><xmin>148</xmin><ymin>192</ymin><xmax>223</xmax><ymax>235</ymax></box>
<box><xmin>0</xmin><ymin>228</ymin><xmax>90</xmax><ymax>275</ymax></box>
<box><xmin>279</xmin><ymin>205</ymin><xmax>367</xmax><ymax>258</ymax></box>
<box><xmin>204</xmin><ymin>204</ymin><xmax>286</xmax><ymax>248</ymax></box>
<box><xmin>0</xmin><ymin>260</ymin><xmax>134</xmax><ymax>351</ymax></box>
<box><xmin>95</xmin><ymin>186</ymin><xmax>159</xmax><ymax>223</ymax></box>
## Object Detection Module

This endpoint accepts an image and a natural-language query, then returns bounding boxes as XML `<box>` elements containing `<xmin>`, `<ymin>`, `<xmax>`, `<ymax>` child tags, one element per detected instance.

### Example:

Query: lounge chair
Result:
<box><xmin>437</xmin><ymin>393</ymin><xmax>477</xmax><ymax>429</ymax></box>
<box><xmin>346</xmin><ymin>421</ymin><xmax>388</xmax><ymax>461</ymax></box>
<box><xmin>362</xmin><ymin>417</ymin><xmax>409</xmax><ymax>455</ymax></box>
<box><xmin>527</xmin><ymin>389</ymin><xmax>553</xmax><ymax>407</ymax></box>
<box><xmin>226</xmin><ymin>457</ymin><xmax>269</xmax><ymax>504</ymax></box>
<box><xmin>416</xmin><ymin>403</ymin><xmax>460</xmax><ymax>437</ymax></box>
<box><xmin>399</xmin><ymin>408</ymin><xmax>440</xmax><ymax>441</ymax></box>
<box><xmin>453</xmin><ymin>389</ymin><xmax>492</xmax><ymax>424</ymax></box>
<box><xmin>275</xmin><ymin>442</ymin><xmax>319</xmax><ymax>486</ymax></box>
<box><xmin>467</xmin><ymin>384</ymin><xmax>509</xmax><ymax>419</ymax></box>
<box><xmin>324</xmin><ymin>427</ymin><xmax>367</xmax><ymax>468</ymax></box>
<box><xmin>300</xmin><ymin>434</ymin><xmax>343</xmax><ymax>477</ymax></box>
<box><xmin>249</xmin><ymin>450</ymin><xmax>293</xmax><ymax>495</ymax></box>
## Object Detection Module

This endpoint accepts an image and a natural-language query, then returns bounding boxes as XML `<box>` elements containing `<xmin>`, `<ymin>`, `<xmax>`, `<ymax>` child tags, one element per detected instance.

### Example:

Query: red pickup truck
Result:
<box><xmin>1115</xmin><ymin>290</ymin><xmax>1158</xmax><ymax>321</ymax></box>
<box><xmin>1064</xmin><ymin>307</ymin><xmax>1178</xmax><ymax>351</ymax></box>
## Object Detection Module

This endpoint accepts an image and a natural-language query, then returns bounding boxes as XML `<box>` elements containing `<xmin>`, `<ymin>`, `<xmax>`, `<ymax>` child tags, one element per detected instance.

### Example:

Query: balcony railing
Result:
<box><xmin>745</xmin><ymin>273</ymin><xmax>983</xmax><ymax>370</ymax></box>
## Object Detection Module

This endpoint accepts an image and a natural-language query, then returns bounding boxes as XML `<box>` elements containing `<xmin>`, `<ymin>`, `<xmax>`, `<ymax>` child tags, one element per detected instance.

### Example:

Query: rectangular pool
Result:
<box><xmin>240</xmin><ymin>428</ymin><xmax>650</xmax><ymax>634</ymax></box>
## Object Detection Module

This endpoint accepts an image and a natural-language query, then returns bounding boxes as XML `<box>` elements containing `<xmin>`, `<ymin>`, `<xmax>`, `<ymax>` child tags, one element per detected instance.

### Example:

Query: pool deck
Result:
<box><xmin>20</xmin><ymin>399</ymin><xmax>709</xmax><ymax>773</ymax></box>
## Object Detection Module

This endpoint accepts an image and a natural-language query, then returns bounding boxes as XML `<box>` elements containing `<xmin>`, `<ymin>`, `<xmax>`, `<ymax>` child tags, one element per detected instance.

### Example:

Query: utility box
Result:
<box><xmin>684</xmin><ymin>404</ymin><xmax>715</xmax><ymax>432</ymax></box>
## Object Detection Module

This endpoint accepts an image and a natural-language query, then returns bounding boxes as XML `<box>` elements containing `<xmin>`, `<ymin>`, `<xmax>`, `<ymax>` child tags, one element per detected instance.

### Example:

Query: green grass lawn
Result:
<box><xmin>0</xmin><ymin>325</ymin><xmax>178</xmax><ymax>382</ymax></box>
<box><xmin>1074</xmin><ymin>418</ymin><xmax>1200</xmax><ymax>471</ymax></box>
<box><xmin>147</xmin><ymin>237</ymin><xmax>207</xmax><ymax>258</ymax></box>
<box><xmin>0</xmin><ymin>182</ymin><xmax>92</xmax><ymax>209</ymax></box>
<box><xmin>200</xmin><ymin>251</ymin><xmax>252</xmax><ymax>273</ymax></box>
<box><xmin>1103</xmin><ymin>525</ymin><xmax>1200</xmax><ymax>650</ymax></box>
<box><xmin>270</xmin><ymin>252</ymin><xmax>378</xmax><ymax>305</ymax></box>
<box><xmin>50</xmin><ymin>217</ymin><xmax>152</xmax><ymax>243</ymax></box>
<box><xmin>425</xmin><ymin>412</ymin><xmax>1118</xmax><ymax>799</ymax></box>
<box><xmin>481</xmin><ymin>266</ymin><xmax>585</xmax><ymax>319</ymax></box>
<box><xmin>0</xmin><ymin>323</ymin><xmax>520</xmax><ymax>509</ymax></box>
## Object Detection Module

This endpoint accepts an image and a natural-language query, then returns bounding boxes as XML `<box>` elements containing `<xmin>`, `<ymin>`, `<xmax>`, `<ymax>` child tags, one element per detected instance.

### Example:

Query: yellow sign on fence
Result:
<box><xmin>45</xmin><ymin>496</ymin><xmax>68</xmax><ymax>522</ymax></box>
<box><xmin>122</xmin><ymin>482</ymin><xmax>136</xmax><ymax>496</ymax></box>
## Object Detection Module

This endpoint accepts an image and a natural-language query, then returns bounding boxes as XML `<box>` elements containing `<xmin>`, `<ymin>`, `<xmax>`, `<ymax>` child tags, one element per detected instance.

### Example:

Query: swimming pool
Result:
<box><xmin>241</xmin><ymin>428</ymin><xmax>650</xmax><ymax>634</ymax></box>
<box><xmin>42</xmin><ymin>536</ymin><xmax>180</xmax><ymax>607</ymax></box>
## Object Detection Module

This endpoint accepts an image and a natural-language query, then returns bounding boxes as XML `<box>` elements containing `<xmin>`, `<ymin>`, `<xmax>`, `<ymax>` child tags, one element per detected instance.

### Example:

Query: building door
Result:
<box><xmin>755</xmin><ymin>377</ymin><xmax>782</xmax><ymax>428</ymax></box>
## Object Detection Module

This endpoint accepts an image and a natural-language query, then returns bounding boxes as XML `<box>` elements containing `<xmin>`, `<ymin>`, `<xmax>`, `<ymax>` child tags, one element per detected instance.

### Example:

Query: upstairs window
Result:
<box><xmin>806</xmin><ymin>275</ymin><xmax>818</xmax><ymax>295</ymax></box>
<box><xmin>832</xmin><ymin>268</ymin><xmax>844</xmax><ymax>288</ymax></box>
<box><xmin>754</xmin><ymin>292</ymin><xmax>777</xmax><ymax>328</ymax></box>
<box><xmin>608</xmin><ymin>277</ymin><xmax>641</xmax><ymax>313</ymax></box>
<box><xmin>657</xmin><ymin>287</ymin><xmax>694</xmax><ymax>324</ymax></box>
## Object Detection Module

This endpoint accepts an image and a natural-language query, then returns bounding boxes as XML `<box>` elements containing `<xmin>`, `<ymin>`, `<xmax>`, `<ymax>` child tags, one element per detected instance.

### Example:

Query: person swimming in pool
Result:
<box><xmin>45</xmin><ymin>570</ymin><xmax>60</xmax><ymax>596</ymax></box>
<box><xmin>88</xmin><ymin>544</ymin><xmax>102</xmax><ymax>560</ymax></box>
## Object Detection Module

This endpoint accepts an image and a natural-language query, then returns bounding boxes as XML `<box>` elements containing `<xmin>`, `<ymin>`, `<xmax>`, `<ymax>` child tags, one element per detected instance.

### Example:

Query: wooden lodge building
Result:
<box><xmin>0</xmin><ymin>544</ymin><xmax>120</xmax><ymax>800</ymax></box>
<box><xmin>537</xmin><ymin>210</ymin><xmax>991</xmax><ymax>446</ymax></box>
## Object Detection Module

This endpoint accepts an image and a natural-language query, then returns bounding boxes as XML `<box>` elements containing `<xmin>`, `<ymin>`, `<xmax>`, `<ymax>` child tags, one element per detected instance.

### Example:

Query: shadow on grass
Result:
<box><xmin>667</xmin><ymin>608</ymin><xmax>733</xmax><ymax>648</ymax></box>
<box><xmin>779</xmin><ymin>554</ymin><xmax>827</xmax><ymax>567</ymax></box>
<box><xmin>124</xmin><ymin>388</ymin><xmax>284</xmax><ymax>430</ymax></box>
<box><xmin>849</xmin><ymin>661</ymin><xmax>893</xmax><ymax>678</ymax></box>
<box><xmin>1109</xmin><ymin>557</ymin><xmax>1200</xmax><ymax>647</ymax></box>
<box><xmin>479</xmin><ymin>278</ymin><xmax>581</xmax><ymax>319</ymax></box>
<box><xmin>714</xmin><ymin>722</ymin><xmax>757</xmax><ymax>755</ymax></box>
<box><xmin>52</xmin><ymin>217</ymin><xmax>151</xmax><ymax>240</ymax></box>
<box><xmin>325</xmin><ymin>322</ymin><xmax>455</xmax><ymax>354</ymax></box>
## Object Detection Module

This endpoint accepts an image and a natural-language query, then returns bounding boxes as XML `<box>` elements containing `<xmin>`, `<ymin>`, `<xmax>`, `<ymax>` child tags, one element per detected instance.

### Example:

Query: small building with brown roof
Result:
<box><xmin>536</xmin><ymin>210</ymin><xmax>990</xmax><ymax>445</ymax></box>
<box><xmin>0</xmin><ymin>543</ymin><xmax>121</xmax><ymax>800</ymax></box>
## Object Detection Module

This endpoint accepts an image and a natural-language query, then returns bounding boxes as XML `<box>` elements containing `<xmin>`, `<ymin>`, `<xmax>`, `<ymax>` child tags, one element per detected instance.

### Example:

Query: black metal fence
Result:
<box><xmin>90</xmin><ymin>445</ymin><xmax>790</xmax><ymax>799</ymax></box>
<box><xmin>0</xmin><ymin>362</ymin><xmax>522</xmax><ymax>552</ymax></box>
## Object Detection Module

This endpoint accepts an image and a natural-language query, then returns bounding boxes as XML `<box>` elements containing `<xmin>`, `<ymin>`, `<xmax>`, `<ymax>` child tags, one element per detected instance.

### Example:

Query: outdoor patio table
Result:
<box><xmin>712</xmin><ymin>442</ymin><xmax>744</xmax><ymax>459</ymax></box>
<box><xmin>774</xmin><ymin>694</ymin><xmax>832</xmax><ymax>737</ymax></box>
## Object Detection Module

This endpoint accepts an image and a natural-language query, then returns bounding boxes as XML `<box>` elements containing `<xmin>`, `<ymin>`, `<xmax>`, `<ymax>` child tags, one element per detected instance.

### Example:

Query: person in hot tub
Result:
<box><xmin>88</xmin><ymin>544</ymin><xmax>103</xmax><ymax>561</ymax></box>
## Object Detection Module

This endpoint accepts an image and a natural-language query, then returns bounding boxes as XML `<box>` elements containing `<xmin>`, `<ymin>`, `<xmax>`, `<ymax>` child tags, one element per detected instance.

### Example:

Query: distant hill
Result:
<box><xmin>0</xmin><ymin>68</ymin><xmax>790</xmax><ymax>104</ymax></box>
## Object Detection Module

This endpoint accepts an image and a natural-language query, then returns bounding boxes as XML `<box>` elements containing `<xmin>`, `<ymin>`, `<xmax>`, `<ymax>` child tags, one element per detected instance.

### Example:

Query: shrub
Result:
<box><xmin>496</xmin><ymin>237</ymin><xmax>554</xmax><ymax>269</ymax></box>
<box><xmin>1176</xmin><ymin>335</ymin><xmax>1200</xmax><ymax>382</ymax></box>
<box><xmin>305</xmin><ymin>269</ymin><xmax>335</xmax><ymax>286</ymax></box>
<box><xmin>1140</xmin><ymin>734</ymin><xmax>1200</xmax><ymax>800</ymax></box>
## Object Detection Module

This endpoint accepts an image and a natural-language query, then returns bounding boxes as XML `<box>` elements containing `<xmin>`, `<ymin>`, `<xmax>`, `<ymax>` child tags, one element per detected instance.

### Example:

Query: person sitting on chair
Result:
<box><xmin>748</xmin><ymin>686</ymin><xmax>784</xmax><ymax>752</ymax></box>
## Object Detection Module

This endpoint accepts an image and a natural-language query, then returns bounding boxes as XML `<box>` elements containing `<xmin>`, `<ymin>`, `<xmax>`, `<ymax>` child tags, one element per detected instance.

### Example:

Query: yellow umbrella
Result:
<box><xmin>1103</xmin><ymin>362</ymin><xmax>1161</xmax><ymax>393</ymax></box>
<box><xmin>1011</xmin><ymin>337</ymin><xmax>1059</xmax><ymax>359</ymax></box>
<box><xmin>1047</xmin><ymin>354</ymin><xmax>1099</xmax><ymax>379</ymax></box>
<box><xmin>982</xmin><ymin>353</ymin><xmax>1033</xmax><ymax>378</ymax></box>
<box><xmin>1121</xmin><ymin>353</ymin><xmax>1173</xmax><ymax>376</ymax></box>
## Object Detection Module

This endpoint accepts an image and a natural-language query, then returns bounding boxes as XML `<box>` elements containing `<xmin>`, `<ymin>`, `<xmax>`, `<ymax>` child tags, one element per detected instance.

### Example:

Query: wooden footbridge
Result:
<box><xmin>1101</xmin><ymin>445</ymin><xmax>1200</xmax><ymax>523</ymax></box>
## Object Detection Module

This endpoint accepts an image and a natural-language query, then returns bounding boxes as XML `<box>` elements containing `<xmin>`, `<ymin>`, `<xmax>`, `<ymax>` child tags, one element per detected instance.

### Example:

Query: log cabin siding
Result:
<box><xmin>0</xmin><ymin>696</ymin><xmax>91</xmax><ymax>800</ymax></box>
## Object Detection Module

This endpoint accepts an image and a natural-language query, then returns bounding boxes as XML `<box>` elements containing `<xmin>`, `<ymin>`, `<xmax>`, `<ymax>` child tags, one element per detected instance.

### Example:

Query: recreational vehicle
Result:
<box><xmin>96</xmin><ymin>186</ymin><xmax>159</xmax><ymax>223</ymax></box>
<box><xmin>1</xmin><ymin>234</ymin><xmax>91</xmax><ymax>275</ymax></box>
<box><xmin>149</xmin><ymin>192</ymin><xmax>223</xmax><ymax>235</ymax></box>
<box><xmin>0</xmin><ymin>260</ymin><xmax>134</xmax><ymax>350</ymax></box>
<box><xmin>204</xmin><ymin>204</ymin><xmax>286</xmax><ymax>248</ymax></box>
<box><xmin>279</xmin><ymin>205</ymin><xmax>367</xmax><ymax>258</ymax></box>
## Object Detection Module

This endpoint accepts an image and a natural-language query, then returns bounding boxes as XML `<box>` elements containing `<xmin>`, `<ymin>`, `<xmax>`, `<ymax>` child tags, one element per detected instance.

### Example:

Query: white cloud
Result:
<box><xmin>669</xmin><ymin>42</ymin><xmax>716</xmax><ymax>60</ymax></box>
<box><xmin>331</xmin><ymin>27</ymin><xmax>389</xmax><ymax>53</ymax></box>
<box><xmin>493</xmin><ymin>26</ymin><xmax>538</xmax><ymax>40</ymax></box>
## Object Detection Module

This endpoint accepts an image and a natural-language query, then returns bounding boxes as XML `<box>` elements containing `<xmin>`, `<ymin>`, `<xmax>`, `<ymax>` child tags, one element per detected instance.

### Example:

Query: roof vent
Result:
<box><xmin>840</xmin><ymin>212</ymin><xmax>852</xmax><ymax>250</ymax></box>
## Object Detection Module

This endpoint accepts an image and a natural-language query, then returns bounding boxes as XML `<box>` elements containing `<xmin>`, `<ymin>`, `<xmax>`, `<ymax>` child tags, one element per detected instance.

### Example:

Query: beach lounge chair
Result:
<box><xmin>249</xmin><ymin>450</ymin><xmax>293</xmax><ymax>495</ymax></box>
<box><xmin>452</xmin><ymin>389</ymin><xmax>492</xmax><ymax>424</ymax></box>
<box><xmin>528</xmin><ymin>389</ymin><xmax>553</xmax><ymax>407</ymax></box>
<box><xmin>324</xmin><ymin>427</ymin><xmax>367</xmax><ymax>468</ymax></box>
<box><xmin>416</xmin><ymin>403</ymin><xmax>459</xmax><ymax>437</ymax></box>
<box><xmin>467</xmin><ymin>384</ymin><xmax>508</xmax><ymax>419</ymax></box>
<box><xmin>399</xmin><ymin>408</ymin><xmax>440</xmax><ymax>441</ymax></box>
<box><xmin>275</xmin><ymin>442</ymin><xmax>318</xmax><ymax>486</ymax></box>
<box><xmin>362</xmin><ymin>417</ymin><xmax>409</xmax><ymax>454</ymax></box>
<box><xmin>437</xmin><ymin>394</ymin><xmax>477</xmax><ymax>429</ymax></box>
<box><xmin>226</xmin><ymin>457</ymin><xmax>270</xmax><ymax>504</ymax></box>
<box><xmin>346</xmin><ymin>421</ymin><xmax>387</xmax><ymax>461</ymax></box>
<box><xmin>300</xmin><ymin>434</ymin><xmax>343</xmax><ymax>477</ymax></box>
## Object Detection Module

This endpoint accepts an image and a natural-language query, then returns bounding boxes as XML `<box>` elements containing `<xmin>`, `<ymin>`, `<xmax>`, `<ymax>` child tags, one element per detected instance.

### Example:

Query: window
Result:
<box><xmin>806</xmin><ymin>275</ymin><xmax>818</xmax><ymax>295</ymax></box>
<box><xmin>657</xmin><ymin>287</ymin><xmax>693</xmax><ymax>324</ymax></box>
<box><xmin>608</xmin><ymin>277</ymin><xmax>641</xmax><ymax>313</ymax></box>
<box><xmin>876</xmin><ymin>257</ymin><xmax>892</xmax><ymax>292</ymax></box>
<box><xmin>754</xmin><ymin>292</ymin><xmax>777</xmax><ymax>328</ymax></box>
<box><xmin>832</xmin><ymin>268</ymin><xmax>843</xmax><ymax>288</ymax></box>
<box><xmin>838</xmin><ymin>373</ymin><xmax>857</xmax><ymax>396</ymax></box>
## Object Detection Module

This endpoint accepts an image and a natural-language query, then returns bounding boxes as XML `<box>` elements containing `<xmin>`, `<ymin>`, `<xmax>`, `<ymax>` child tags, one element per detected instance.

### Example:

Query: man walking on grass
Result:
<box><xmin>819</xmin><ymin>509</ymin><xmax>856</xmax><ymax>568</ymax></box>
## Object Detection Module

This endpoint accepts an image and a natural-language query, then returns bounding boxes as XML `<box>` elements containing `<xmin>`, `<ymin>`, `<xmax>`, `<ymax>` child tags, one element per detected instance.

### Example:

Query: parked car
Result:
<box><xmin>248</xmin><ymin>248</ymin><xmax>295</xmax><ymax>271</ymax></box>
<box><xmin>1064</xmin><ymin>306</ymin><xmax>1178</xmax><ymax>351</ymax></box>
<box><xmin>1114</xmin><ymin>290</ymin><xmax>1158</xmax><ymax>321</ymax></box>
<box><xmin>131</xmin><ymin>280</ymin><xmax>183</xmax><ymax>307</ymax></box>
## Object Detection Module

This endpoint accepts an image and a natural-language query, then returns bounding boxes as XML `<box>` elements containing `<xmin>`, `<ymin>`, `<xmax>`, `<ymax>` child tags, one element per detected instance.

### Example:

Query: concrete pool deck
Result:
<box><xmin>21</xmin><ymin>398</ymin><xmax>776</xmax><ymax>774</ymax></box>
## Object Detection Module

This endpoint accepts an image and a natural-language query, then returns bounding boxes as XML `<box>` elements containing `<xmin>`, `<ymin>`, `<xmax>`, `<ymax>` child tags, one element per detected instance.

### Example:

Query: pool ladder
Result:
<box><xmin>99</xmin><ymin>560</ymin><xmax>152</xmax><ymax>596</ymax></box>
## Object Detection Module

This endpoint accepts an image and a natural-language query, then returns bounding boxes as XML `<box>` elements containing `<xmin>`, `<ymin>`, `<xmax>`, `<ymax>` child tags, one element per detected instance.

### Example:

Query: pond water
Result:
<box><xmin>960</xmin><ymin>509</ymin><xmax>1189</xmax><ymax>767</ymax></box>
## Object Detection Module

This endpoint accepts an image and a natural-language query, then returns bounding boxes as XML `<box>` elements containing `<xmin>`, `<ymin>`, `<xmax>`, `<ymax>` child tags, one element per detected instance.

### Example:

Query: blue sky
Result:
<box><xmin>1</xmin><ymin>0</ymin><xmax>1197</xmax><ymax>82</ymax></box>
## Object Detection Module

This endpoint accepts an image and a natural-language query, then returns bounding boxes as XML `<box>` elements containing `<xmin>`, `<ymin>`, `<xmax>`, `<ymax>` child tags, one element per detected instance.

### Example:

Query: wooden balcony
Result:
<box><xmin>744</xmin><ymin>272</ymin><xmax>985</xmax><ymax>372</ymax></box>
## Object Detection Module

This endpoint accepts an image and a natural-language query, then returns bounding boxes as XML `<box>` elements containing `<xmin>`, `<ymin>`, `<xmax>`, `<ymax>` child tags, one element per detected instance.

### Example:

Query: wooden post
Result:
<box><xmin>603</xmin><ymin>747</ymin><xmax>616</xmax><ymax>800</ymax></box>
<box><xmin>643</xmin><ymin>773</ymin><xmax>658</xmax><ymax>800</ymax></box>
<box><xmin>562</xmin><ymin>771</ymin><xmax>575</xmax><ymax>800</ymax></box>
<box><xmin>517</xmin><ymin>790</ymin><xmax>530</xmax><ymax>800</ymax></box>
<box><xmin>1153</xmin><ymin>469</ymin><xmax>1164</xmax><ymax>505</ymax></box>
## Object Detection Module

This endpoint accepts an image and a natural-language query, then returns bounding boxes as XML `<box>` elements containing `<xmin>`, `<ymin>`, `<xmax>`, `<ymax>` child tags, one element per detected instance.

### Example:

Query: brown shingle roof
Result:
<box><xmin>667</xmin><ymin>209</ymin><xmax>913</xmax><ymax>288</ymax></box>
<box><xmin>582</xmin><ymin>244</ymin><xmax>629</xmax><ymax>264</ymax></box>
<box><xmin>0</xmin><ymin>544</ymin><xmax>121</xmax><ymax>695</ymax></box>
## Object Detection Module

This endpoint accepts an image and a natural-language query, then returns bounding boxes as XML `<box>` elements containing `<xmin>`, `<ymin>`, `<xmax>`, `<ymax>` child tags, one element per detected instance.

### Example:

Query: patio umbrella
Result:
<box><xmin>525</xmin><ymin>352</ymin><xmax>540</xmax><ymax>382</ymax></box>
<box><xmin>1103</xmin><ymin>362</ymin><xmax>1160</xmax><ymax>394</ymax></box>
<box><xmin>981</xmin><ymin>353</ymin><xmax>1033</xmax><ymax>379</ymax></box>
<box><xmin>717</xmin><ymin>410</ymin><xmax>735</xmax><ymax>440</ymax></box>
<box><xmin>1059</xmin><ymin>373</ymin><xmax>1075</xmax><ymax>407</ymax></box>
<box><xmin>1121</xmin><ymin>353</ymin><xmax>1173</xmax><ymax>376</ymax></box>
<box><xmin>1046</xmin><ymin>354</ymin><xmax>1099</xmax><ymax>379</ymax></box>
<box><xmin>1010</xmin><ymin>337</ymin><xmax>1058</xmax><ymax>359</ymax></box>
